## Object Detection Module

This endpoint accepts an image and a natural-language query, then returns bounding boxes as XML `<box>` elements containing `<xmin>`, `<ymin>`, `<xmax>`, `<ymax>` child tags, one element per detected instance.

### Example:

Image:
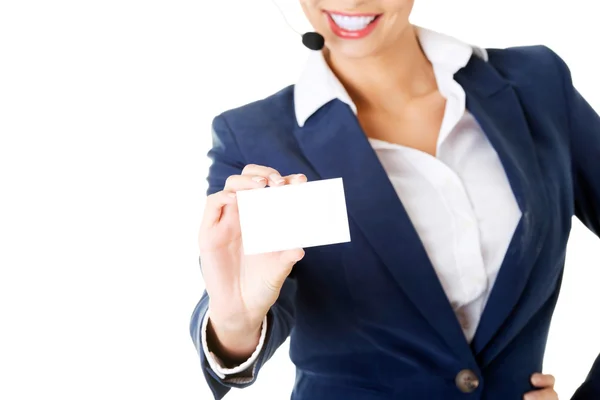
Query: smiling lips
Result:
<box><xmin>325</xmin><ymin>11</ymin><xmax>382</xmax><ymax>39</ymax></box>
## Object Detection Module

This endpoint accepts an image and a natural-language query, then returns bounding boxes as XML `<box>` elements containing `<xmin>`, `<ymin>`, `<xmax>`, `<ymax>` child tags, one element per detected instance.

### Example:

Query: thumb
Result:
<box><xmin>278</xmin><ymin>248</ymin><xmax>305</xmax><ymax>265</ymax></box>
<box><xmin>262</xmin><ymin>248</ymin><xmax>305</xmax><ymax>291</ymax></box>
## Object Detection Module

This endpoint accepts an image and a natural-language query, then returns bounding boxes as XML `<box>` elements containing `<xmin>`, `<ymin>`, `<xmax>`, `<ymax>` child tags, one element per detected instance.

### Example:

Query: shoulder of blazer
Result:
<box><xmin>484</xmin><ymin>45</ymin><xmax>570</xmax><ymax>131</ymax></box>
<box><xmin>485</xmin><ymin>45</ymin><xmax>567</xmax><ymax>96</ymax></box>
<box><xmin>218</xmin><ymin>84</ymin><xmax>297</xmax><ymax>136</ymax></box>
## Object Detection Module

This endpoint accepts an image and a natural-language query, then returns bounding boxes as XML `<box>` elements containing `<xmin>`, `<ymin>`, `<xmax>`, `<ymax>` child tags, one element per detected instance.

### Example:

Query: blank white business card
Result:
<box><xmin>236</xmin><ymin>177</ymin><xmax>351</xmax><ymax>255</ymax></box>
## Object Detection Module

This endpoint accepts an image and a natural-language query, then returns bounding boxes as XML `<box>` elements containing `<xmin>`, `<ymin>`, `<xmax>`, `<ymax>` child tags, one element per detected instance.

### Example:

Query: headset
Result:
<box><xmin>271</xmin><ymin>0</ymin><xmax>325</xmax><ymax>50</ymax></box>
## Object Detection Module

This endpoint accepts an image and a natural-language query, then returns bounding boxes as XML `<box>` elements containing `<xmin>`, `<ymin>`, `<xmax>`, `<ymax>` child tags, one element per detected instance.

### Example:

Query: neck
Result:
<box><xmin>323</xmin><ymin>25</ymin><xmax>436</xmax><ymax>111</ymax></box>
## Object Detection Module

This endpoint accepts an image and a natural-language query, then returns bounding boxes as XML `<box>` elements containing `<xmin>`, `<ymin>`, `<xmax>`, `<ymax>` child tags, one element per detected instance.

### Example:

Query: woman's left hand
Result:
<box><xmin>524</xmin><ymin>373</ymin><xmax>558</xmax><ymax>400</ymax></box>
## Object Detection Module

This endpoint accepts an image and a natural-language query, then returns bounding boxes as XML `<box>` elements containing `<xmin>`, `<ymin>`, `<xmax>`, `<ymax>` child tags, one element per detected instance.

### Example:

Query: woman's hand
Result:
<box><xmin>524</xmin><ymin>373</ymin><xmax>557</xmax><ymax>400</ymax></box>
<box><xmin>199</xmin><ymin>164</ymin><xmax>307</xmax><ymax>361</ymax></box>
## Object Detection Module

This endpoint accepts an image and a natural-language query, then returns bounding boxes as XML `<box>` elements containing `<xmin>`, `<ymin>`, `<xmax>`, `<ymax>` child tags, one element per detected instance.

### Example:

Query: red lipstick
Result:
<box><xmin>325</xmin><ymin>12</ymin><xmax>382</xmax><ymax>39</ymax></box>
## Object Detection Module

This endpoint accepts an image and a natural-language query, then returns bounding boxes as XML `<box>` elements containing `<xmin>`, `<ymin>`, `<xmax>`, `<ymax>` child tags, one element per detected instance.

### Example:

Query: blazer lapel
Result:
<box><xmin>455</xmin><ymin>56</ymin><xmax>551</xmax><ymax>360</ymax></box>
<box><xmin>293</xmin><ymin>100</ymin><xmax>474</xmax><ymax>362</ymax></box>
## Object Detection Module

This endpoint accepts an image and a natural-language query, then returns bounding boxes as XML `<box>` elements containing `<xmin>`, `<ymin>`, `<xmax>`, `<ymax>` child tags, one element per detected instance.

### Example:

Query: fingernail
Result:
<box><xmin>269</xmin><ymin>173</ymin><xmax>285</xmax><ymax>185</ymax></box>
<box><xmin>296</xmin><ymin>174</ymin><xmax>306</xmax><ymax>180</ymax></box>
<box><xmin>227</xmin><ymin>192</ymin><xmax>236</xmax><ymax>198</ymax></box>
<box><xmin>252</xmin><ymin>176</ymin><xmax>266</xmax><ymax>183</ymax></box>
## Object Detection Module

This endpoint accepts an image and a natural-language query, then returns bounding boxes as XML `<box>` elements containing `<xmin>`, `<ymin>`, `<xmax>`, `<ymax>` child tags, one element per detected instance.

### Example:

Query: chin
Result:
<box><xmin>326</xmin><ymin>40</ymin><xmax>383</xmax><ymax>60</ymax></box>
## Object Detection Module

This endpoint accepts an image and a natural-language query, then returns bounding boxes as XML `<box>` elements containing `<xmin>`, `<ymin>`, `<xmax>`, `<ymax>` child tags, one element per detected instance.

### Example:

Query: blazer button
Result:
<box><xmin>455</xmin><ymin>369</ymin><xmax>479</xmax><ymax>393</ymax></box>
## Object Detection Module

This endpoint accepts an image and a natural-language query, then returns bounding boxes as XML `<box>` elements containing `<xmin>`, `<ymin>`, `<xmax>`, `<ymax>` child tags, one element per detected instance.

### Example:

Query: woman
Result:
<box><xmin>190</xmin><ymin>1</ymin><xmax>600</xmax><ymax>399</ymax></box>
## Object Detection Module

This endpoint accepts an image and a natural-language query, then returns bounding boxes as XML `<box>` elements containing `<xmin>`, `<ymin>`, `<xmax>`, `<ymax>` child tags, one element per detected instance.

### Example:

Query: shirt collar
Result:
<box><xmin>294</xmin><ymin>26</ymin><xmax>488</xmax><ymax>127</ymax></box>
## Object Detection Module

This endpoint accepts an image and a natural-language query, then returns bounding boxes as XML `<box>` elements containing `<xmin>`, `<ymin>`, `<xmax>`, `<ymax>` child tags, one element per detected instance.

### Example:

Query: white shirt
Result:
<box><xmin>202</xmin><ymin>26</ymin><xmax>522</xmax><ymax>380</ymax></box>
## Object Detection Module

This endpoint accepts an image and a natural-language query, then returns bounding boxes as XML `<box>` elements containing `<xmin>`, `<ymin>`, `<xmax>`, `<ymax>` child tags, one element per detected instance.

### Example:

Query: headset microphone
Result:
<box><xmin>272</xmin><ymin>0</ymin><xmax>325</xmax><ymax>51</ymax></box>
<box><xmin>302</xmin><ymin>32</ymin><xmax>325</xmax><ymax>51</ymax></box>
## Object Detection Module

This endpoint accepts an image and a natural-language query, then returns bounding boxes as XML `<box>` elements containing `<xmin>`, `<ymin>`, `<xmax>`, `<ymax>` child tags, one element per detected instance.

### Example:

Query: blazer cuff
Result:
<box><xmin>201</xmin><ymin>310</ymin><xmax>268</xmax><ymax>380</ymax></box>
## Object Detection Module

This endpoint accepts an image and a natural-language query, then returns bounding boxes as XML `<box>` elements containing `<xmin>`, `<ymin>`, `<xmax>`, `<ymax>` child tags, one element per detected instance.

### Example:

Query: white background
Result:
<box><xmin>0</xmin><ymin>0</ymin><xmax>598</xmax><ymax>399</ymax></box>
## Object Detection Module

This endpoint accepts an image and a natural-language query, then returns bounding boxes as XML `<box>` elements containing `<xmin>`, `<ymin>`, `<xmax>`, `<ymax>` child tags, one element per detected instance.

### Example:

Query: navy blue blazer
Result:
<box><xmin>190</xmin><ymin>45</ymin><xmax>600</xmax><ymax>399</ymax></box>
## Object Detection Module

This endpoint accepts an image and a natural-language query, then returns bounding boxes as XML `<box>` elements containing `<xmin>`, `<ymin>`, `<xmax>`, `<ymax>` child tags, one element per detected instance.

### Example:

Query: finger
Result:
<box><xmin>224</xmin><ymin>174</ymin><xmax>268</xmax><ymax>192</ymax></box>
<box><xmin>531</xmin><ymin>373</ymin><xmax>555</xmax><ymax>388</ymax></box>
<box><xmin>201</xmin><ymin>190</ymin><xmax>237</xmax><ymax>226</ymax></box>
<box><xmin>284</xmin><ymin>173</ymin><xmax>308</xmax><ymax>185</ymax></box>
<box><xmin>524</xmin><ymin>388</ymin><xmax>558</xmax><ymax>400</ymax></box>
<box><xmin>241</xmin><ymin>164</ymin><xmax>286</xmax><ymax>186</ymax></box>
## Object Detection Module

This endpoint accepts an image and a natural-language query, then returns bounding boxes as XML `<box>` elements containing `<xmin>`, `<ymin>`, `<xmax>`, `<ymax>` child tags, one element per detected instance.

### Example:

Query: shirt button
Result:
<box><xmin>455</xmin><ymin>369</ymin><xmax>479</xmax><ymax>393</ymax></box>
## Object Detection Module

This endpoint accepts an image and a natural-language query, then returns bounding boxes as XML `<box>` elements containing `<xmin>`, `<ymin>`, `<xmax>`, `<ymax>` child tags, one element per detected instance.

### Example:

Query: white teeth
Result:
<box><xmin>329</xmin><ymin>13</ymin><xmax>377</xmax><ymax>31</ymax></box>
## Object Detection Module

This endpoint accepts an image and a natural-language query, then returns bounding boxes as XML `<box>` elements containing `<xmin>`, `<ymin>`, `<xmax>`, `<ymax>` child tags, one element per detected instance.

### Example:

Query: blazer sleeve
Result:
<box><xmin>550</xmin><ymin>49</ymin><xmax>600</xmax><ymax>399</ymax></box>
<box><xmin>189</xmin><ymin>114</ymin><xmax>298</xmax><ymax>400</ymax></box>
